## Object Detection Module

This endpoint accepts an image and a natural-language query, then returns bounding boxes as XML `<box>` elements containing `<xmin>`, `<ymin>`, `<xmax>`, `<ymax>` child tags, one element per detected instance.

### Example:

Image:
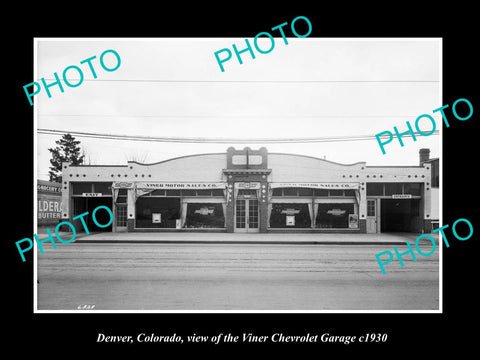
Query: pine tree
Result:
<box><xmin>48</xmin><ymin>134</ymin><xmax>85</xmax><ymax>183</ymax></box>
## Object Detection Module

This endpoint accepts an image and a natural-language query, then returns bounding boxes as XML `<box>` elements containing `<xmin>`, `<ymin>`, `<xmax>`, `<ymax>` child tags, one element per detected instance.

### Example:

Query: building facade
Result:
<box><xmin>60</xmin><ymin>147</ymin><xmax>434</xmax><ymax>234</ymax></box>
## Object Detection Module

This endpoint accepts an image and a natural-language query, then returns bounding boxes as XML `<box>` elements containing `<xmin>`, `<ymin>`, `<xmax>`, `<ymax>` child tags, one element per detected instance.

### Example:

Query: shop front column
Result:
<box><xmin>226</xmin><ymin>181</ymin><xmax>235</xmax><ymax>232</ymax></box>
<box><xmin>127</xmin><ymin>188</ymin><xmax>135</xmax><ymax>232</ymax></box>
<box><xmin>358</xmin><ymin>185</ymin><xmax>367</xmax><ymax>233</ymax></box>
<box><xmin>259</xmin><ymin>181</ymin><xmax>268</xmax><ymax>233</ymax></box>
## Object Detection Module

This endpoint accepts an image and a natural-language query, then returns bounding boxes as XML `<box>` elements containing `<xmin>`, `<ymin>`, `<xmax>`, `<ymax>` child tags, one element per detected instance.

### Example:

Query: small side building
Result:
<box><xmin>37</xmin><ymin>180</ymin><xmax>62</xmax><ymax>226</ymax></box>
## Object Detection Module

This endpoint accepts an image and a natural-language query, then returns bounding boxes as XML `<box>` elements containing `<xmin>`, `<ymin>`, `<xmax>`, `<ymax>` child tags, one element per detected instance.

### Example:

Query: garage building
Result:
<box><xmin>60</xmin><ymin>147</ymin><xmax>434</xmax><ymax>234</ymax></box>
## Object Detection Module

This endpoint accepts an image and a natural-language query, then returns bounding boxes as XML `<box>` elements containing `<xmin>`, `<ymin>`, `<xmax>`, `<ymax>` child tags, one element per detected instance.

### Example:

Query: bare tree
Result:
<box><xmin>81</xmin><ymin>147</ymin><xmax>96</xmax><ymax>165</ymax></box>
<box><xmin>125</xmin><ymin>150</ymin><xmax>150</xmax><ymax>163</ymax></box>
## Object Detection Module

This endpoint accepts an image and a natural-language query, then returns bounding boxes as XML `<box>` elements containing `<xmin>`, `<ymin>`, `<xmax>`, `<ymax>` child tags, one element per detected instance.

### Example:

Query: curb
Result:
<box><xmin>74</xmin><ymin>239</ymin><xmax>408</xmax><ymax>245</ymax></box>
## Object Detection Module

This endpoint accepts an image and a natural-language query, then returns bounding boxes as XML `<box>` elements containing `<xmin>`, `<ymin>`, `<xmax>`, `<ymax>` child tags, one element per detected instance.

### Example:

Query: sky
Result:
<box><xmin>35</xmin><ymin>38</ymin><xmax>441</xmax><ymax>180</ymax></box>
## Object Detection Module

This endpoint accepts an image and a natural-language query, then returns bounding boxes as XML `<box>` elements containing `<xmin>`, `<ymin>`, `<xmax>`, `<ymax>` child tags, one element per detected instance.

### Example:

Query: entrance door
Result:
<box><xmin>366</xmin><ymin>199</ymin><xmax>377</xmax><ymax>233</ymax></box>
<box><xmin>115</xmin><ymin>204</ymin><xmax>127</xmax><ymax>232</ymax></box>
<box><xmin>381</xmin><ymin>199</ymin><xmax>421</xmax><ymax>232</ymax></box>
<box><xmin>72</xmin><ymin>197</ymin><xmax>113</xmax><ymax>232</ymax></box>
<box><xmin>235</xmin><ymin>199</ymin><xmax>259</xmax><ymax>233</ymax></box>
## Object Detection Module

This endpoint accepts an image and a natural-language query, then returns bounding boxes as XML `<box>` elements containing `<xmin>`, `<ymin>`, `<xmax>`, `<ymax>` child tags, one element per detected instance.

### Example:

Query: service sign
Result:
<box><xmin>349</xmin><ymin>214</ymin><xmax>359</xmax><ymax>228</ymax></box>
<box><xmin>392</xmin><ymin>194</ymin><xmax>412</xmax><ymax>199</ymax></box>
<box><xmin>82</xmin><ymin>193</ymin><xmax>102</xmax><ymax>197</ymax></box>
<box><xmin>286</xmin><ymin>215</ymin><xmax>295</xmax><ymax>226</ymax></box>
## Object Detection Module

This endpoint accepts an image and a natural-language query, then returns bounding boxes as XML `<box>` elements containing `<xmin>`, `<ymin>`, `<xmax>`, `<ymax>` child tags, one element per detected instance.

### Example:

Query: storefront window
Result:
<box><xmin>344</xmin><ymin>190</ymin><xmax>356</xmax><ymax>197</ymax></box>
<box><xmin>72</xmin><ymin>182</ymin><xmax>93</xmax><ymax>195</ymax></box>
<box><xmin>316</xmin><ymin>203</ymin><xmax>354</xmax><ymax>228</ymax></box>
<box><xmin>272</xmin><ymin>188</ymin><xmax>283</xmax><ymax>196</ymax></box>
<box><xmin>211</xmin><ymin>189</ymin><xmax>224</xmax><ymax>197</ymax></box>
<box><xmin>283</xmin><ymin>188</ymin><xmax>297</xmax><ymax>196</ymax></box>
<box><xmin>298</xmin><ymin>188</ymin><xmax>313</xmax><ymax>196</ymax></box>
<box><xmin>143</xmin><ymin>189</ymin><xmax>225</xmax><ymax>197</ymax></box>
<box><xmin>93</xmin><ymin>182</ymin><xmax>112</xmax><ymax>195</ymax></box>
<box><xmin>238</xmin><ymin>189</ymin><xmax>257</xmax><ymax>196</ymax></box>
<box><xmin>269</xmin><ymin>203</ymin><xmax>311</xmax><ymax>228</ymax></box>
<box><xmin>385</xmin><ymin>183</ymin><xmax>403</xmax><ymax>196</ymax></box>
<box><xmin>403</xmin><ymin>183</ymin><xmax>421</xmax><ymax>196</ymax></box>
<box><xmin>272</xmin><ymin>188</ymin><xmax>355</xmax><ymax>198</ymax></box>
<box><xmin>314</xmin><ymin>189</ymin><xmax>328</xmax><ymax>197</ymax></box>
<box><xmin>185</xmin><ymin>203</ymin><xmax>225</xmax><ymax>228</ymax></box>
<box><xmin>135</xmin><ymin>197</ymin><xmax>180</xmax><ymax>228</ymax></box>
<box><xmin>116</xmin><ymin>189</ymin><xmax>127</xmax><ymax>203</ymax></box>
<box><xmin>367</xmin><ymin>183</ymin><xmax>383</xmax><ymax>196</ymax></box>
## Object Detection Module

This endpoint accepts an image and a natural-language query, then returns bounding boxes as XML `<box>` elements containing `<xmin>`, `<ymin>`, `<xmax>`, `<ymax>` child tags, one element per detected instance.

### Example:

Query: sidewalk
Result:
<box><xmin>72</xmin><ymin>231</ymin><xmax>439</xmax><ymax>245</ymax></box>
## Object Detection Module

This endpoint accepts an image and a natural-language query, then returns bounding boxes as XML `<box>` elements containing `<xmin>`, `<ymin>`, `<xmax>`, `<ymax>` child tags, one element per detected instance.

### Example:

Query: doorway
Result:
<box><xmin>115</xmin><ymin>204</ymin><xmax>127</xmax><ymax>232</ymax></box>
<box><xmin>72</xmin><ymin>196</ymin><xmax>113</xmax><ymax>232</ymax></box>
<box><xmin>380</xmin><ymin>199</ymin><xmax>421</xmax><ymax>232</ymax></box>
<box><xmin>366</xmin><ymin>199</ymin><xmax>378</xmax><ymax>233</ymax></box>
<box><xmin>235</xmin><ymin>198</ymin><xmax>259</xmax><ymax>233</ymax></box>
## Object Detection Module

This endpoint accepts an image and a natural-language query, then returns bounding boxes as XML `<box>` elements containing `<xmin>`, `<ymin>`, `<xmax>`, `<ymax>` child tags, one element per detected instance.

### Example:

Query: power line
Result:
<box><xmin>38</xmin><ymin>114</ymin><xmax>419</xmax><ymax>119</ymax></box>
<box><xmin>39</xmin><ymin>78</ymin><xmax>439</xmax><ymax>83</ymax></box>
<box><xmin>37</xmin><ymin>128</ymin><xmax>439</xmax><ymax>144</ymax></box>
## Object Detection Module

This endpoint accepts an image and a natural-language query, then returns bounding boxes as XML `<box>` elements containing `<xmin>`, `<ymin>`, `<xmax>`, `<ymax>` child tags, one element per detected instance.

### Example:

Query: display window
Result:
<box><xmin>135</xmin><ymin>197</ymin><xmax>180</xmax><ymax>228</ymax></box>
<box><xmin>185</xmin><ymin>203</ymin><xmax>225</xmax><ymax>228</ymax></box>
<box><xmin>269</xmin><ymin>203</ymin><xmax>311</xmax><ymax>228</ymax></box>
<box><xmin>316</xmin><ymin>203</ymin><xmax>354</xmax><ymax>228</ymax></box>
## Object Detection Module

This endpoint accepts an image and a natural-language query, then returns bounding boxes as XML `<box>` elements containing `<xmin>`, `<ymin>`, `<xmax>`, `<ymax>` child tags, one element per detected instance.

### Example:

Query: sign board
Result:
<box><xmin>38</xmin><ymin>198</ymin><xmax>62</xmax><ymax>223</ymax></box>
<box><xmin>348</xmin><ymin>214</ymin><xmax>359</xmax><ymax>228</ymax></box>
<box><xmin>137</xmin><ymin>182</ymin><xmax>226</xmax><ymax>190</ymax></box>
<box><xmin>112</xmin><ymin>182</ymin><xmax>134</xmax><ymax>189</ymax></box>
<box><xmin>281</xmin><ymin>208</ymin><xmax>300</xmax><ymax>215</ymax></box>
<box><xmin>37</xmin><ymin>180</ymin><xmax>62</xmax><ymax>225</ymax></box>
<box><xmin>152</xmin><ymin>213</ymin><xmax>161</xmax><ymax>223</ymax></box>
<box><xmin>235</xmin><ymin>182</ymin><xmax>261</xmax><ymax>190</ymax></box>
<box><xmin>82</xmin><ymin>193</ymin><xmax>102</xmax><ymax>197</ymax></box>
<box><xmin>327</xmin><ymin>209</ymin><xmax>346</xmax><ymax>216</ymax></box>
<box><xmin>392</xmin><ymin>194</ymin><xmax>412</xmax><ymax>199</ymax></box>
<box><xmin>270</xmin><ymin>182</ymin><xmax>359</xmax><ymax>189</ymax></box>
<box><xmin>37</xmin><ymin>182</ymin><xmax>61</xmax><ymax>194</ymax></box>
<box><xmin>176</xmin><ymin>219</ymin><xmax>181</xmax><ymax>229</ymax></box>
<box><xmin>195</xmin><ymin>207</ymin><xmax>215</xmax><ymax>215</ymax></box>
<box><xmin>286</xmin><ymin>215</ymin><xmax>295</xmax><ymax>226</ymax></box>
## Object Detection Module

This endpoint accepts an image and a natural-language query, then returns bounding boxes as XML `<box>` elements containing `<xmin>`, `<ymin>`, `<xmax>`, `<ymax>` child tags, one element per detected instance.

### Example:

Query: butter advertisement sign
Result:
<box><xmin>37</xmin><ymin>180</ymin><xmax>62</xmax><ymax>225</ymax></box>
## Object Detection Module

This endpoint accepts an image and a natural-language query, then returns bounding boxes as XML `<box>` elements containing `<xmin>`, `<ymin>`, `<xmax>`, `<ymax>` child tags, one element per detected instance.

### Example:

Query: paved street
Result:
<box><xmin>36</xmin><ymin>237</ymin><xmax>439</xmax><ymax>311</ymax></box>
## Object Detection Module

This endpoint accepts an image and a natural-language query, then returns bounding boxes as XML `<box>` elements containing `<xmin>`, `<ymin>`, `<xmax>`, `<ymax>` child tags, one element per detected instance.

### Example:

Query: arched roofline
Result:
<box><xmin>269</xmin><ymin>152</ymin><xmax>365</xmax><ymax>167</ymax></box>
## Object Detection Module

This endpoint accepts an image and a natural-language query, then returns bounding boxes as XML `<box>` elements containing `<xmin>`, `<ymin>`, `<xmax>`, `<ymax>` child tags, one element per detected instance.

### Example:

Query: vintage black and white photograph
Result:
<box><xmin>34</xmin><ymin>37</ymin><xmax>441</xmax><ymax>312</ymax></box>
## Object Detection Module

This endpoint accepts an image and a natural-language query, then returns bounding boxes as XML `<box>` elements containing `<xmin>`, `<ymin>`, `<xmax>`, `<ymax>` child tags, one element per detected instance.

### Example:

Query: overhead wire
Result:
<box><xmin>37</xmin><ymin>128</ymin><xmax>438</xmax><ymax>144</ymax></box>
